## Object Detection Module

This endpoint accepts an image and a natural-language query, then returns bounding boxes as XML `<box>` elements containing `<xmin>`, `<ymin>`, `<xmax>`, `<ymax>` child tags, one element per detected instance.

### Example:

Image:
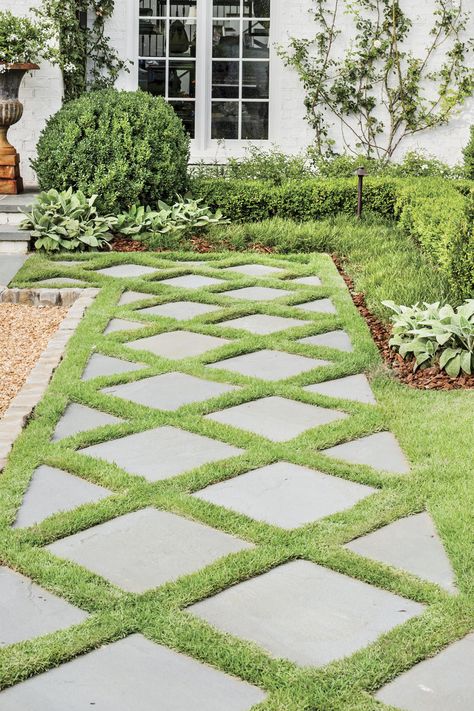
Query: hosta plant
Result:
<box><xmin>21</xmin><ymin>188</ymin><xmax>116</xmax><ymax>252</ymax></box>
<box><xmin>383</xmin><ymin>300</ymin><xmax>474</xmax><ymax>377</ymax></box>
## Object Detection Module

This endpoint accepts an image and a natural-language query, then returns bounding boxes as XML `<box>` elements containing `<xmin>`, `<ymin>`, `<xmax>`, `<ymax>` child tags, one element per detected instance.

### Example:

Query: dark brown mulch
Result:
<box><xmin>110</xmin><ymin>236</ymin><xmax>147</xmax><ymax>252</ymax></box>
<box><xmin>111</xmin><ymin>235</ymin><xmax>277</xmax><ymax>255</ymax></box>
<box><xmin>332</xmin><ymin>254</ymin><xmax>474</xmax><ymax>391</ymax></box>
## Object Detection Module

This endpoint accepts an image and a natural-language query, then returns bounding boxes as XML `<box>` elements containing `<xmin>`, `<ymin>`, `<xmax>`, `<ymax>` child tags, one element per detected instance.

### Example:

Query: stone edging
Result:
<box><xmin>0</xmin><ymin>288</ymin><xmax>99</xmax><ymax>472</ymax></box>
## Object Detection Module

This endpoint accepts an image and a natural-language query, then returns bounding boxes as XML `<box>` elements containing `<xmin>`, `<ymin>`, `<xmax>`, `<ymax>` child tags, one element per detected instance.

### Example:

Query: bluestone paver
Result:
<box><xmin>0</xmin><ymin>634</ymin><xmax>266</xmax><ymax>710</ymax></box>
<box><xmin>221</xmin><ymin>286</ymin><xmax>292</xmax><ymax>302</ymax></box>
<box><xmin>118</xmin><ymin>290</ymin><xmax>155</xmax><ymax>305</ymax></box>
<box><xmin>208</xmin><ymin>349</ymin><xmax>330</xmax><ymax>381</ymax></box>
<box><xmin>53</xmin><ymin>260</ymin><xmax>82</xmax><ymax>267</ymax></box>
<box><xmin>294</xmin><ymin>298</ymin><xmax>336</xmax><ymax>314</ymax></box>
<box><xmin>126</xmin><ymin>330</ymin><xmax>231</xmax><ymax>359</ymax></box>
<box><xmin>218</xmin><ymin>314</ymin><xmax>307</xmax><ymax>335</ymax></box>
<box><xmin>159</xmin><ymin>274</ymin><xmax>224</xmax><ymax>289</ymax></box>
<box><xmin>96</xmin><ymin>264</ymin><xmax>158</xmax><ymax>278</ymax></box>
<box><xmin>81</xmin><ymin>354</ymin><xmax>145</xmax><ymax>381</ymax></box>
<box><xmin>46</xmin><ymin>508</ymin><xmax>252</xmax><ymax>592</ymax></box>
<box><xmin>189</xmin><ymin>560</ymin><xmax>424</xmax><ymax>667</ymax></box>
<box><xmin>52</xmin><ymin>403</ymin><xmax>124</xmax><ymax>441</ymax></box>
<box><xmin>193</xmin><ymin>462</ymin><xmax>376</xmax><ymax>528</ymax></box>
<box><xmin>38</xmin><ymin>277</ymin><xmax>86</xmax><ymax>286</ymax></box>
<box><xmin>223</xmin><ymin>263</ymin><xmax>285</xmax><ymax>276</ymax></box>
<box><xmin>137</xmin><ymin>300</ymin><xmax>220</xmax><ymax>320</ymax></box>
<box><xmin>80</xmin><ymin>426</ymin><xmax>243</xmax><ymax>481</ymax></box>
<box><xmin>291</xmin><ymin>276</ymin><xmax>322</xmax><ymax>286</ymax></box>
<box><xmin>305</xmin><ymin>374</ymin><xmax>376</xmax><ymax>404</ymax></box>
<box><xmin>322</xmin><ymin>432</ymin><xmax>411</xmax><ymax>474</ymax></box>
<box><xmin>14</xmin><ymin>465</ymin><xmax>111</xmax><ymax>528</ymax></box>
<box><xmin>0</xmin><ymin>254</ymin><xmax>27</xmax><ymax>285</ymax></box>
<box><xmin>299</xmin><ymin>330</ymin><xmax>353</xmax><ymax>352</ymax></box>
<box><xmin>104</xmin><ymin>318</ymin><xmax>144</xmax><ymax>334</ymax></box>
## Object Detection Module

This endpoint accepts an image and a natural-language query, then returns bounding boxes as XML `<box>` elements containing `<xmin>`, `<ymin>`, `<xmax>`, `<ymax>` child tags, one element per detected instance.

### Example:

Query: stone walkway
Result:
<box><xmin>0</xmin><ymin>254</ymin><xmax>466</xmax><ymax>710</ymax></box>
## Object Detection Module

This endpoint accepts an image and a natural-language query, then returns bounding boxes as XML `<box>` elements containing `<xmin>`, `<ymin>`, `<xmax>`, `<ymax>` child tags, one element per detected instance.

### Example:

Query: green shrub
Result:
<box><xmin>463</xmin><ymin>126</ymin><xmax>474</xmax><ymax>180</ymax></box>
<box><xmin>33</xmin><ymin>89</ymin><xmax>190</xmax><ymax>214</ymax></box>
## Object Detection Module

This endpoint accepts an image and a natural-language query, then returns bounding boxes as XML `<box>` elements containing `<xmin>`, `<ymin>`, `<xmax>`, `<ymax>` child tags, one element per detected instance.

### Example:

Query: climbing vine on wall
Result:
<box><xmin>36</xmin><ymin>0</ymin><xmax>129</xmax><ymax>100</ymax></box>
<box><xmin>279</xmin><ymin>0</ymin><xmax>474</xmax><ymax>160</ymax></box>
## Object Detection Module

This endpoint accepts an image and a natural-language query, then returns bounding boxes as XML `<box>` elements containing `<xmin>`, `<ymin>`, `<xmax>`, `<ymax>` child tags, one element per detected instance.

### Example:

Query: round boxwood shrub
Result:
<box><xmin>33</xmin><ymin>89</ymin><xmax>190</xmax><ymax>214</ymax></box>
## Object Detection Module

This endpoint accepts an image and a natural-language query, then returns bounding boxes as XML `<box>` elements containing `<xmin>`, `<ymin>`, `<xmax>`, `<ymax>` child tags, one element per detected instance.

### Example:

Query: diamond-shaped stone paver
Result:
<box><xmin>292</xmin><ymin>276</ymin><xmax>322</xmax><ymax>286</ymax></box>
<box><xmin>137</xmin><ymin>301</ymin><xmax>220</xmax><ymax>321</ymax></box>
<box><xmin>127</xmin><ymin>331</ymin><xmax>231</xmax><ymax>360</ymax></box>
<box><xmin>104</xmin><ymin>318</ymin><xmax>144</xmax><ymax>334</ymax></box>
<box><xmin>53</xmin><ymin>260</ymin><xmax>82</xmax><ymax>267</ymax></box>
<box><xmin>159</xmin><ymin>275</ymin><xmax>224</xmax><ymax>289</ymax></box>
<box><xmin>305</xmin><ymin>374</ymin><xmax>376</xmax><ymax>405</ymax></box>
<box><xmin>96</xmin><ymin>264</ymin><xmax>158</xmax><ymax>278</ymax></box>
<box><xmin>38</xmin><ymin>277</ymin><xmax>86</xmax><ymax>286</ymax></box>
<box><xmin>294</xmin><ymin>298</ymin><xmax>336</xmax><ymax>314</ymax></box>
<box><xmin>375</xmin><ymin>633</ymin><xmax>474</xmax><ymax>711</ymax></box>
<box><xmin>52</xmin><ymin>403</ymin><xmax>124</xmax><ymax>441</ymax></box>
<box><xmin>102</xmin><ymin>372</ymin><xmax>239</xmax><ymax>410</ymax></box>
<box><xmin>189</xmin><ymin>560</ymin><xmax>424</xmax><ymax>667</ymax></box>
<box><xmin>46</xmin><ymin>508</ymin><xmax>252</xmax><ymax>592</ymax></box>
<box><xmin>223</xmin><ymin>263</ymin><xmax>285</xmax><ymax>276</ymax></box>
<box><xmin>206</xmin><ymin>396</ymin><xmax>347</xmax><ymax>441</ymax></box>
<box><xmin>346</xmin><ymin>513</ymin><xmax>457</xmax><ymax>592</ymax></box>
<box><xmin>80</xmin><ymin>426</ymin><xmax>243</xmax><ymax>481</ymax></box>
<box><xmin>218</xmin><ymin>314</ymin><xmax>307</xmax><ymax>335</ymax></box>
<box><xmin>299</xmin><ymin>330</ymin><xmax>353</xmax><ymax>352</ymax></box>
<box><xmin>81</xmin><ymin>354</ymin><xmax>145</xmax><ymax>381</ymax></box>
<box><xmin>172</xmin><ymin>260</ymin><xmax>207</xmax><ymax>267</ymax></box>
<box><xmin>322</xmin><ymin>432</ymin><xmax>411</xmax><ymax>474</ymax></box>
<box><xmin>193</xmin><ymin>462</ymin><xmax>376</xmax><ymax>529</ymax></box>
<box><xmin>14</xmin><ymin>466</ymin><xmax>111</xmax><ymax>529</ymax></box>
<box><xmin>0</xmin><ymin>634</ymin><xmax>266</xmax><ymax>710</ymax></box>
<box><xmin>0</xmin><ymin>566</ymin><xmax>88</xmax><ymax>646</ymax></box>
<box><xmin>208</xmin><ymin>349</ymin><xmax>330</xmax><ymax>381</ymax></box>
<box><xmin>221</xmin><ymin>286</ymin><xmax>292</xmax><ymax>302</ymax></box>
<box><xmin>118</xmin><ymin>290</ymin><xmax>155</xmax><ymax>305</ymax></box>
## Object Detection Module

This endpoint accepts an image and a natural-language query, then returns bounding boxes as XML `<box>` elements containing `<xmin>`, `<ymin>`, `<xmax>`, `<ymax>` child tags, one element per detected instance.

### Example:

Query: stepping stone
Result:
<box><xmin>218</xmin><ymin>314</ymin><xmax>307</xmax><ymax>335</ymax></box>
<box><xmin>102</xmin><ymin>372</ymin><xmax>239</xmax><ymax>411</ymax></box>
<box><xmin>346</xmin><ymin>512</ymin><xmax>457</xmax><ymax>592</ymax></box>
<box><xmin>189</xmin><ymin>560</ymin><xmax>424</xmax><ymax>667</ymax></box>
<box><xmin>14</xmin><ymin>465</ymin><xmax>111</xmax><ymax>528</ymax></box>
<box><xmin>159</xmin><ymin>275</ymin><xmax>224</xmax><ymax>289</ymax></box>
<box><xmin>322</xmin><ymin>432</ymin><xmax>410</xmax><ymax>474</ymax></box>
<box><xmin>172</xmin><ymin>260</ymin><xmax>207</xmax><ymax>267</ymax></box>
<box><xmin>81</xmin><ymin>354</ymin><xmax>144</xmax><ymax>381</ymax></box>
<box><xmin>0</xmin><ymin>566</ymin><xmax>87</xmax><ymax>647</ymax></box>
<box><xmin>375</xmin><ymin>633</ymin><xmax>474</xmax><ymax>711</ymax></box>
<box><xmin>118</xmin><ymin>290</ymin><xmax>155</xmax><ymax>305</ymax></box>
<box><xmin>208</xmin><ymin>349</ymin><xmax>330</xmax><ymax>381</ymax></box>
<box><xmin>127</xmin><ymin>331</ymin><xmax>231</xmax><ymax>360</ymax></box>
<box><xmin>223</xmin><ymin>263</ymin><xmax>285</xmax><ymax>276</ymax></box>
<box><xmin>96</xmin><ymin>264</ymin><xmax>158</xmax><ymax>278</ymax></box>
<box><xmin>0</xmin><ymin>634</ymin><xmax>266</xmax><ymax>710</ymax></box>
<box><xmin>193</xmin><ymin>462</ymin><xmax>376</xmax><ymax>529</ymax></box>
<box><xmin>46</xmin><ymin>508</ymin><xmax>252</xmax><ymax>592</ymax></box>
<box><xmin>38</xmin><ymin>277</ymin><xmax>85</xmax><ymax>286</ymax></box>
<box><xmin>305</xmin><ymin>374</ymin><xmax>376</xmax><ymax>405</ymax></box>
<box><xmin>52</xmin><ymin>403</ymin><xmax>124</xmax><ymax>441</ymax></box>
<box><xmin>292</xmin><ymin>276</ymin><xmax>322</xmax><ymax>286</ymax></box>
<box><xmin>79</xmin><ymin>426</ymin><xmax>243</xmax><ymax>481</ymax></box>
<box><xmin>206</xmin><ymin>396</ymin><xmax>347</xmax><ymax>442</ymax></box>
<box><xmin>137</xmin><ymin>301</ymin><xmax>220</xmax><ymax>321</ymax></box>
<box><xmin>221</xmin><ymin>286</ymin><xmax>292</xmax><ymax>302</ymax></box>
<box><xmin>104</xmin><ymin>318</ymin><xmax>144</xmax><ymax>334</ymax></box>
<box><xmin>53</xmin><ymin>260</ymin><xmax>82</xmax><ymax>267</ymax></box>
<box><xmin>294</xmin><ymin>298</ymin><xmax>336</xmax><ymax>314</ymax></box>
<box><xmin>299</xmin><ymin>330</ymin><xmax>353</xmax><ymax>352</ymax></box>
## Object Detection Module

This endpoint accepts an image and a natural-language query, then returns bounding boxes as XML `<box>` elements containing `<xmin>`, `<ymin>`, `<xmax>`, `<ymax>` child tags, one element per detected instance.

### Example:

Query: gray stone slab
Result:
<box><xmin>38</xmin><ymin>277</ymin><xmax>86</xmax><ymax>286</ymax></box>
<box><xmin>292</xmin><ymin>276</ymin><xmax>322</xmax><ymax>286</ymax></box>
<box><xmin>189</xmin><ymin>560</ymin><xmax>424</xmax><ymax>667</ymax></box>
<box><xmin>52</xmin><ymin>403</ymin><xmax>123</xmax><ymax>441</ymax></box>
<box><xmin>102</xmin><ymin>372</ymin><xmax>239</xmax><ymax>410</ymax></box>
<box><xmin>194</xmin><ymin>462</ymin><xmax>376</xmax><ymax>529</ymax></box>
<box><xmin>46</xmin><ymin>508</ymin><xmax>252</xmax><ymax>592</ymax></box>
<box><xmin>118</xmin><ymin>290</ymin><xmax>154</xmax><ymax>305</ymax></box>
<box><xmin>346</xmin><ymin>513</ymin><xmax>457</xmax><ymax>592</ymax></box>
<box><xmin>172</xmin><ymin>260</ymin><xmax>207</xmax><ymax>267</ymax></box>
<box><xmin>305</xmin><ymin>374</ymin><xmax>376</xmax><ymax>405</ymax></box>
<box><xmin>375</xmin><ymin>633</ymin><xmax>474</xmax><ymax>711</ymax></box>
<box><xmin>223</xmin><ymin>263</ymin><xmax>285</xmax><ymax>276</ymax></box>
<box><xmin>0</xmin><ymin>633</ymin><xmax>266</xmax><ymax>710</ymax></box>
<box><xmin>80</xmin><ymin>426</ymin><xmax>243</xmax><ymax>481</ymax></box>
<box><xmin>0</xmin><ymin>254</ymin><xmax>27</xmax><ymax>285</ymax></box>
<box><xmin>206</xmin><ymin>396</ymin><xmax>347</xmax><ymax>442</ymax></box>
<box><xmin>137</xmin><ymin>301</ymin><xmax>220</xmax><ymax>320</ymax></box>
<box><xmin>0</xmin><ymin>566</ymin><xmax>88</xmax><ymax>646</ymax></box>
<box><xmin>96</xmin><ymin>264</ymin><xmax>158</xmax><ymax>278</ymax></box>
<box><xmin>104</xmin><ymin>318</ymin><xmax>144</xmax><ymax>334</ymax></box>
<box><xmin>222</xmin><ymin>286</ymin><xmax>292</xmax><ymax>302</ymax></box>
<box><xmin>218</xmin><ymin>314</ymin><xmax>307</xmax><ymax>335</ymax></box>
<box><xmin>81</xmin><ymin>354</ymin><xmax>145</xmax><ymax>381</ymax></box>
<box><xmin>208</xmin><ymin>349</ymin><xmax>330</xmax><ymax>381</ymax></box>
<box><xmin>127</xmin><ymin>330</ymin><xmax>231</xmax><ymax>360</ymax></box>
<box><xmin>14</xmin><ymin>465</ymin><xmax>111</xmax><ymax>529</ymax></box>
<box><xmin>294</xmin><ymin>298</ymin><xmax>336</xmax><ymax>314</ymax></box>
<box><xmin>160</xmin><ymin>275</ymin><xmax>224</xmax><ymax>289</ymax></box>
<box><xmin>52</xmin><ymin>260</ymin><xmax>82</xmax><ymax>267</ymax></box>
<box><xmin>322</xmin><ymin>432</ymin><xmax>411</xmax><ymax>474</ymax></box>
<box><xmin>299</xmin><ymin>330</ymin><xmax>353</xmax><ymax>352</ymax></box>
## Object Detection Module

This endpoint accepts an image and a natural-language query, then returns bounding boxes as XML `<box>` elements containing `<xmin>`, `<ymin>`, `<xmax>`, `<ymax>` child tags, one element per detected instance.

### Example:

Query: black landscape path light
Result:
<box><xmin>355</xmin><ymin>166</ymin><xmax>368</xmax><ymax>219</ymax></box>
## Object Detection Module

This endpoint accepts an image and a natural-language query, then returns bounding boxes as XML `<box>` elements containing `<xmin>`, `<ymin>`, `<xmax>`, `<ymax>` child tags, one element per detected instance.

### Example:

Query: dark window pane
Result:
<box><xmin>139</xmin><ymin>1</ymin><xmax>167</xmax><ymax>16</ymax></box>
<box><xmin>169</xmin><ymin>100</ymin><xmax>195</xmax><ymax>138</ymax></box>
<box><xmin>212</xmin><ymin>61</ymin><xmax>240</xmax><ymax>98</ymax></box>
<box><xmin>169</xmin><ymin>20</ymin><xmax>196</xmax><ymax>56</ymax></box>
<box><xmin>212</xmin><ymin>101</ymin><xmax>239</xmax><ymax>139</ymax></box>
<box><xmin>244</xmin><ymin>0</ymin><xmax>270</xmax><ymax>17</ymax></box>
<box><xmin>139</xmin><ymin>19</ymin><xmax>166</xmax><ymax>57</ymax></box>
<box><xmin>213</xmin><ymin>21</ymin><xmax>240</xmax><ymax>57</ymax></box>
<box><xmin>168</xmin><ymin>60</ymin><xmax>196</xmax><ymax>97</ymax></box>
<box><xmin>243</xmin><ymin>20</ymin><xmax>269</xmax><ymax>57</ymax></box>
<box><xmin>242</xmin><ymin>61</ymin><xmax>268</xmax><ymax>98</ymax></box>
<box><xmin>241</xmin><ymin>101</ymin><xmax>268</xmax><ymax>139</ymax></box>
<box><xmin>170</xmin><ymin>1</ymin><xmax>196</xmax><ymax>17</ymax></box>
<box><xmin>213</xmin><ymin>1</ymin><xmax>241</xmax><ymax>18</ymax></box>
<box><xmin>139</xmin><ymin>59</ymin><xmax>166</xmax><ymax>95</ymax></box>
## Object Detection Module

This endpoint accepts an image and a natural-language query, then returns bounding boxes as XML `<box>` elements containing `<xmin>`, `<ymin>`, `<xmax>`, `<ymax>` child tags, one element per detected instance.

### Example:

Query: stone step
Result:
<box><xmin>0</xmin><ymin>225</ymin><xmax>31</xmax><ymax>255</ymax></box>
<box><xmin>0</xmin><ymin>190</ymin><xmax>38</xmax><ymax>213</ymax></box>
<box><xmin>0</xmin><ymin>254</ymin><xmax>28</xmax><ymax>286</ymax></box>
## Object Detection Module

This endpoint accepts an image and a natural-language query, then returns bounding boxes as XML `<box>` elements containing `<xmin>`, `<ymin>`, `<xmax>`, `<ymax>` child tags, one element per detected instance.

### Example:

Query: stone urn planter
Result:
<box><xmin>0</xmin><ymin>62</ymin><xmax>38</xmax><ymax>194</ymax></box>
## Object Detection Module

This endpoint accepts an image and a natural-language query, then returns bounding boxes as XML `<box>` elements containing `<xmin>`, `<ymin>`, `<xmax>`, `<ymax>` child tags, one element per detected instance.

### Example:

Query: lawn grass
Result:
<box><xmin>1</xmin><ymin>250</ymin><xmax>473</xmax><ymax>710</ymax></box>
